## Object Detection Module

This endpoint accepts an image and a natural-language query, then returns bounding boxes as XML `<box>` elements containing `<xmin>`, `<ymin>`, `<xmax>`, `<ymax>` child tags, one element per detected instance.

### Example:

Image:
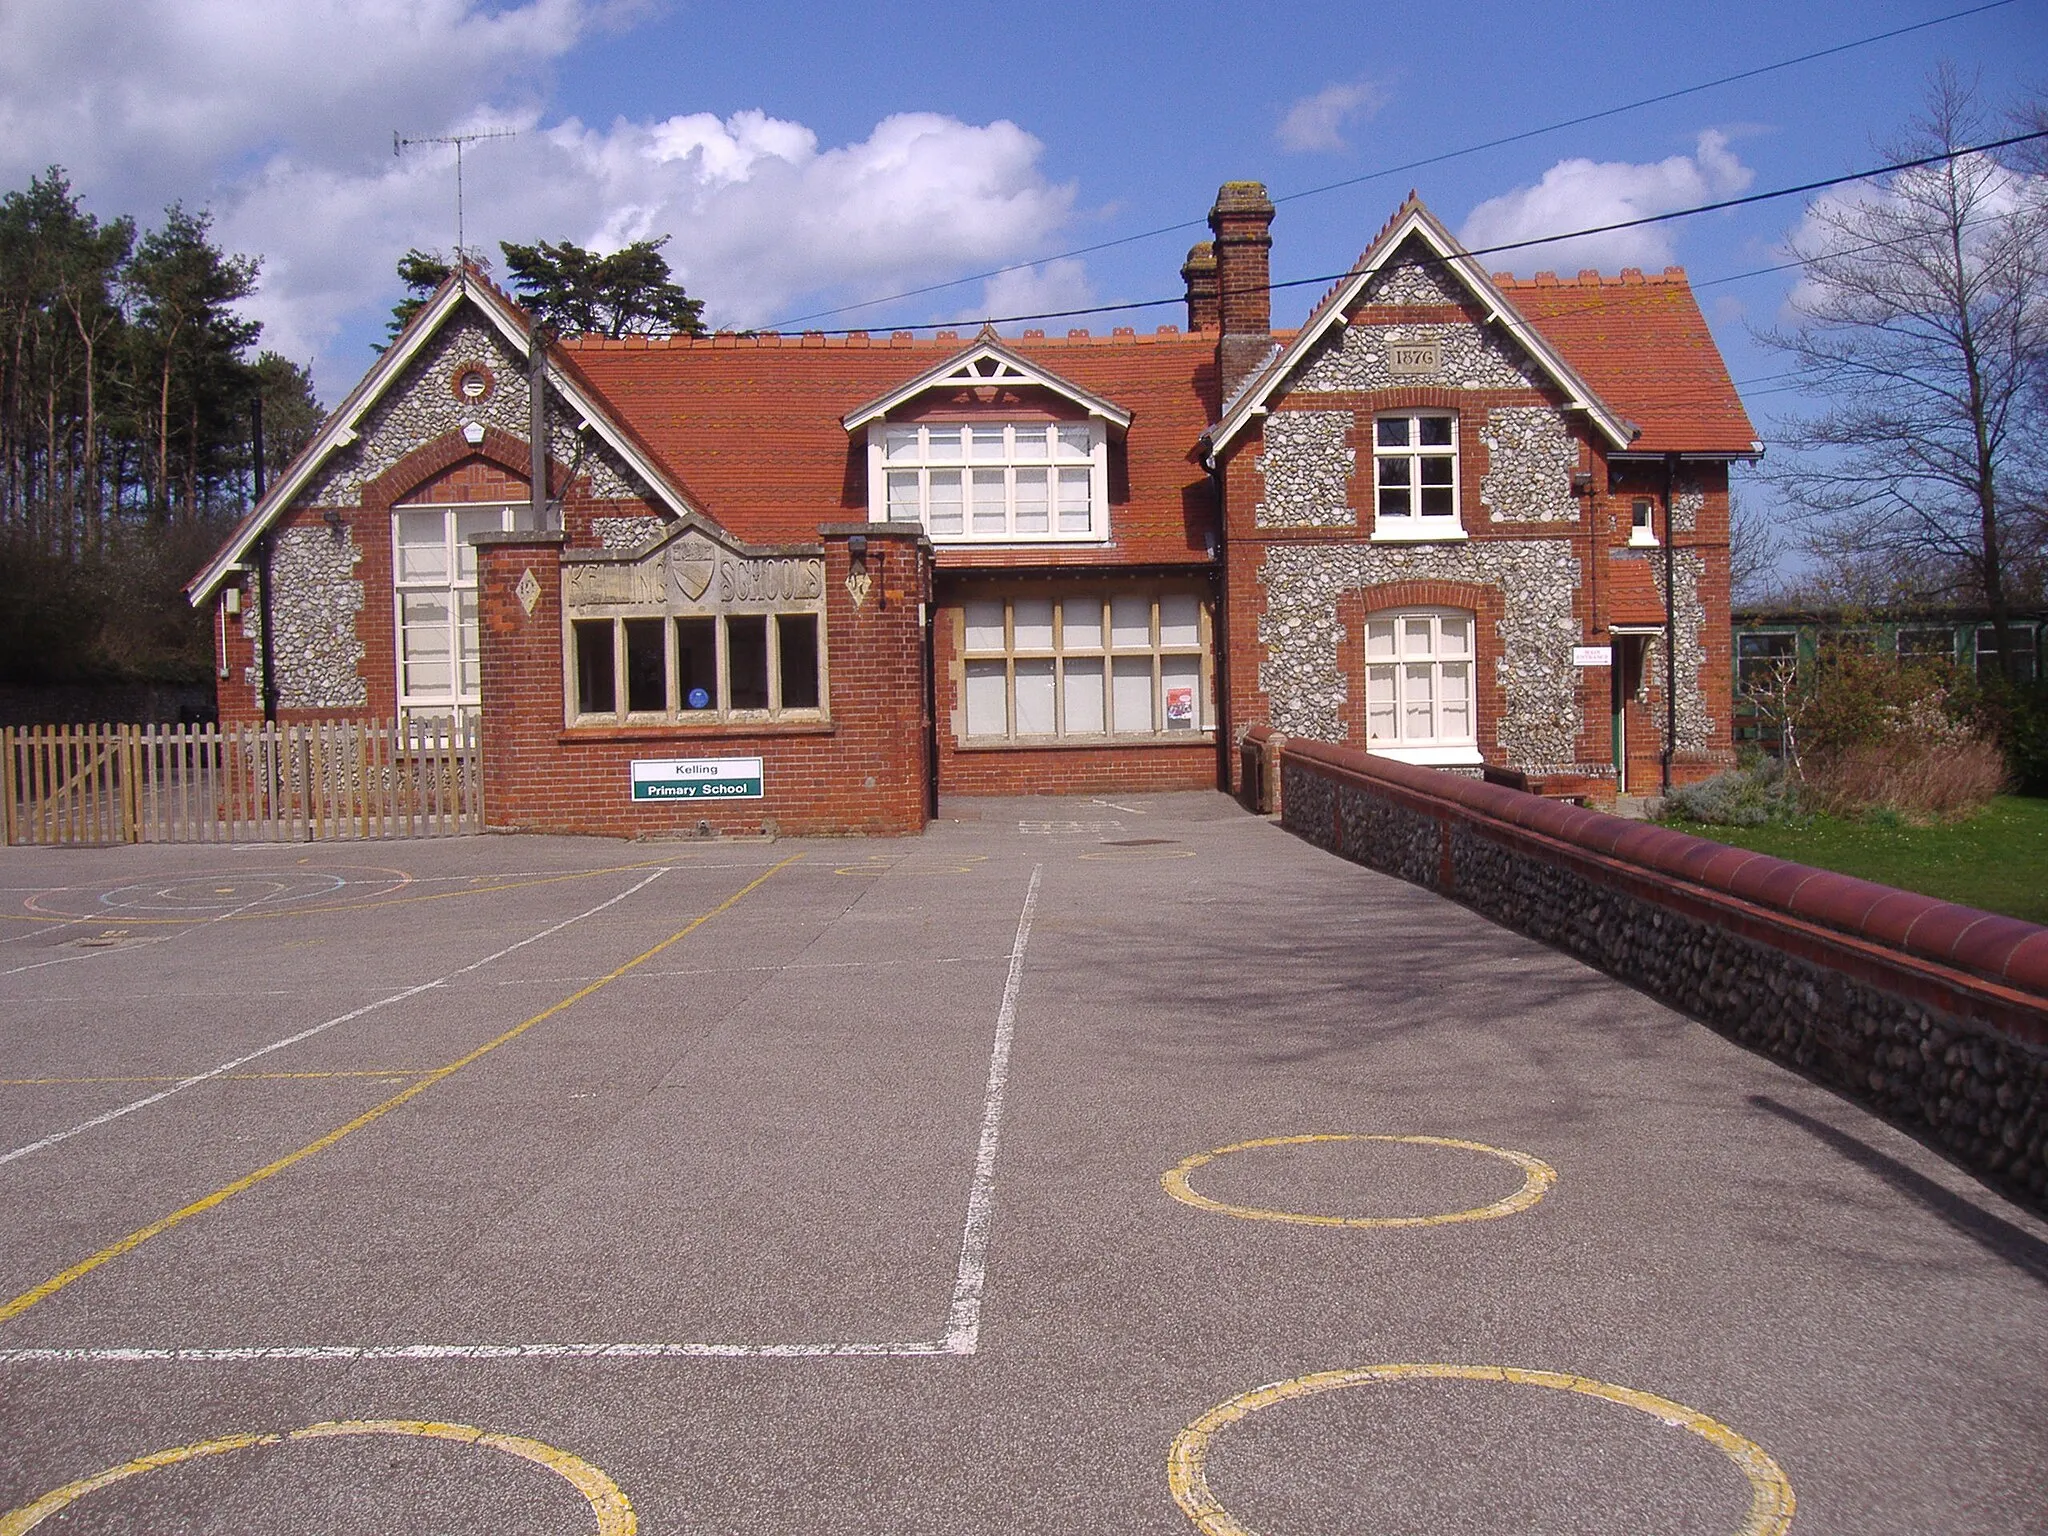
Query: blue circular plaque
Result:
<box><xmin>687</xmin><ymin>687</ymin><xmax>711</xmax><ymax>709</ymax></box>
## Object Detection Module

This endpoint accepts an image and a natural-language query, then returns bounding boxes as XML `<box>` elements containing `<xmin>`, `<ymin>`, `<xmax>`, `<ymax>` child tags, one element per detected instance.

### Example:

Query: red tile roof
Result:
<box><xmin>565</xmin><ymin>330</ymin><xmax>1219</xmax><ymax>565</ymax></box>
<box><xmin>1498</xmin><ymin>269</ymin><xmax>1756</xmax><ymax>455</ymax></box>
<box><xmin>1604</xmin><ymin>558</ymin><xmax>1669</xmax><ymax>627</ymax></box>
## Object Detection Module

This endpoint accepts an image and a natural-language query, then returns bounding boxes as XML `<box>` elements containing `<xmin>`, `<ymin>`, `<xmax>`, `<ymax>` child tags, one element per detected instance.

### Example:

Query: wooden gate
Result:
<box><xmin>2</xmin><ymin>720</ymin><xmax>482</xmax><ymax>845</ymax></box>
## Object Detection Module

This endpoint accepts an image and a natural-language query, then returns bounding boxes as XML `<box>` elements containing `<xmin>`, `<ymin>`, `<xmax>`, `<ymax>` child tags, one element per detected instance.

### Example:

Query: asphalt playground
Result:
<box><xmin>0</xmin><ymin>791</ymin><xmax>2043</xmax><ymax>1535</ymax></box>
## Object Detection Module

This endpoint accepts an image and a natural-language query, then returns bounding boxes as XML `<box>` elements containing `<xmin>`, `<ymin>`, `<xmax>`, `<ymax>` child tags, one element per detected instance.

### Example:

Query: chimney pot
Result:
<box><xmin>1180</xmin><ymin>241</ymin><xmax>1218</xmax><ymax>333</ymax></box>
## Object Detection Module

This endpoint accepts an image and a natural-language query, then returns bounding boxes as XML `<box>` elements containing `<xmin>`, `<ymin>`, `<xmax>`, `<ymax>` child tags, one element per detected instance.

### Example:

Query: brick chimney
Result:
<box><xmin>1209</xmin><ymin>181</ymin><xmax>1275</xmax><ymax>398</ymax></box>
<box><xmin>1180</xmin><ymin>241</ymin><xmax>1218</xmax><ymax>332</ymax></box>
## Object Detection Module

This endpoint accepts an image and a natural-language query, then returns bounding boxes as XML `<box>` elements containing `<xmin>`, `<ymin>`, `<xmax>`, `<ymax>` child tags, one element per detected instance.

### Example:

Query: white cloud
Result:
<box><xmin>0</xmin><ymin>1</ymin><xmax>1082</xmax><ymax>398</ymax></box>
<box><xmin>217</xmin><ymin>107</ymin><xmax>1077</xmax><ymax>390</ymax></box>
<box><xmin>1276</xmin><ymin>80</ymin><xmax>1391</xmax><ymax>154</ymax></box>
<box><xmin>1459</xmin><ymin>130</ymin><xmax>1754</xmax><ymax>272</ymax></box>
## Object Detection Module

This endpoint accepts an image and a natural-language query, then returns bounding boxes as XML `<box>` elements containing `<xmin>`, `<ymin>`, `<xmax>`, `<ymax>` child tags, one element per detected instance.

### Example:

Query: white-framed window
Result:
<box><xmin>567</xmin><ymin>611</ymin><xmax>825</xmax><ymax>725</ymax></box>
<box><xmin>1629</xmin><ymin>496</ymin><xmax>1659</xmax><ymax>547</ymax></box>
<box><xmin>958</xmin><ymin>590</ymin><xmax>1209</xmax><ymax>741</ymax></box>
<box><xmin>393</xmin><ymin>503</ymin><xmax>517</xmax><ymax>726</ymax></box>
<box><xmin>1365</xmin><ymin>608</ymin><xmax>1480</xmax><ymax>763</ymax></box>
<box><xmin>870</xmin><ymin>421</ymin><xmax>1108</xmax><ymax>542</ymax></box>
<box><xmin>1372</xmin><ymin>412</ymin><xmax>1462</xmax><ymax>539</ymax></box>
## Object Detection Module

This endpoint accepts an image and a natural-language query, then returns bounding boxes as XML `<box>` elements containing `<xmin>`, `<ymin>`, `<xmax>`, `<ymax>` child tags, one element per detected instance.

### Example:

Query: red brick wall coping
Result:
<box><xmin>1247</xmin><ymin>726</ymin><xmax>2048</xmax><ymax>1004</ymax></box>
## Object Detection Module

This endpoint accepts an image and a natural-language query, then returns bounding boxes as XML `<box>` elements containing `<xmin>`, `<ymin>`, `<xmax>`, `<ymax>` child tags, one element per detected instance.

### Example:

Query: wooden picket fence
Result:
<box><xmin>1</xmin><ymin>719</ymin><xmax>482</xmax><ymax>845</ymax></box>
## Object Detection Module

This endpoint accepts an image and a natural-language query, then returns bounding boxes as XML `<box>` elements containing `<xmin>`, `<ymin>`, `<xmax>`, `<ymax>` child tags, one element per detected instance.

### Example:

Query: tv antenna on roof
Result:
<box><xmin>393</xmin><ymin>127</ymin><xmax>520</xmax><ymax>267</ymax></box>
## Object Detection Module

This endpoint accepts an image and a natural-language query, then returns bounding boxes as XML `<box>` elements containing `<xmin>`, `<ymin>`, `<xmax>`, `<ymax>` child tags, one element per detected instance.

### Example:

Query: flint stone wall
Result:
<box><xmin>301</xmin><ymin>316</ymin><xmax>647</xmax><ymax>509</ymax></box>
<box><xmin>1255</xmin><ymin>410</ymin><xmax>1356</xmax><ymax>529</ymax></box>
<box><xmin>1271</xmin><ymin>738</ymin><xmax>2048</xmax><ymax>1212</ymax></box>
<box><xmin>243</xmin><ymin>526</ymin><xmax>368</xmax><ymax>709</ymax></box>
<box><xmin>1257</xmin><ymin>538</ymin><xmax>1582</xmax><ymax>768</ymax></box>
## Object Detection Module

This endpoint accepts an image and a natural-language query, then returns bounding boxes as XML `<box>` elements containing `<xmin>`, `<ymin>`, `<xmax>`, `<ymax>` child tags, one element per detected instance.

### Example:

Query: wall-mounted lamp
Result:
<box><xmin>323</xmin><ymin>504</ymin><xmax>346</xmax><ymax>532</ymax></box>
<box><xmin>1570</xmin><ymin>471</ymin><xmax>1594</xmax><ymax>496</ymax></box>
<box><xmin>223</xmin><ymin>585</ymin><xmax>242</xmax><ymax>617</ymax></box>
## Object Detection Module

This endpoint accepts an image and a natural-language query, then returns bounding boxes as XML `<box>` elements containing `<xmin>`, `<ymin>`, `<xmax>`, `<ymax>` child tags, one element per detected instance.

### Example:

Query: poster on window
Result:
<box><xmin>1164</xmin><ymin>685</ymin><xmax>1197</xmax><ymax>729</ymax></box>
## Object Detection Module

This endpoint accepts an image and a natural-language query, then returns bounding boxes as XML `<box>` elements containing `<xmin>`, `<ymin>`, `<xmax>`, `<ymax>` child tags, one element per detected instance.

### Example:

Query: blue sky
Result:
<box><xmin>2</xmin><ymin>0</ymin><xmax>2042</xmax><ymax>501</ymax></box>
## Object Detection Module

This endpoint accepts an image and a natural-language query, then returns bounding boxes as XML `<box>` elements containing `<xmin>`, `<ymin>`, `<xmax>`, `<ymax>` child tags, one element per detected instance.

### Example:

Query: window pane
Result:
<box><xmin>1062</xmin><ymin>657</ymin><xmax>1104</xmax><ymax>733</ymax></box>
<box><xmin>676</xmin><ymin>617</ymin><xmax>717</xmax><ymax>710</ymax></box>
<box><xmin>1057</xmin><ymin>468</ymin><xmax>1091</xmax><ymax>532</ymax></box>
<box><xmin>971</xmin><ymin>468</ymin><xmax>1007</xmax><ymax>534</ymax></box>
<box><xmin>1379</xmin><ymin>457</ymin><xmax>1411</xmax><ymax>488</ymax></box>
<box><xmin>401</xmin><ymin>593</ymin><xmax>450</xmax><ymax>649</ymax></box>
<box><xmin>887</xmin><ymin>471</ymin><xmax>921</xmax><ymax>522</ymax></box>
<box><xmin>457</xmin><ymin>592</ymin><xmax>480</xmax><ymax>694</ymax></box>
<box><xmin>574</xmin><ymin>620</ymin><xmax>615</xmax><ymax>715</ymax></box>
<box><xmin>964</xmin><ymin>660</ymin><xmax>1007</xmax><ymax>737</ymax></box>
<box><xmin>1440</xmin><ymin>661</ymin><xmax>1472</xmax><ymax>739</ymax></box>
<box><xmin>1111</xmin><ymin>656</ymin><xmax>1154</xmax><ymax>731</ymax></box>
<box><xmin>1056</xmin><ymin>425</ymin><xmax>1091</xmax><ymax>459</ymax></box>
<box><xmin>1159</xmin><ymin>594</ymin><xmax>1200</xmax><ymax>648</ymax></box>
<box><xmin>1417</xmin><ymin>416</ymin><xmax>1453</xmax><ymax>447</ymax></box>
<box><xmin>1013</xmin><ymin>598</ymin><xmax>1054</xmax><ymax>650</ymax></box>
<box><xmin>1062</xmin><ymin>598</ymin><xmax>1103</xmax><ymax>650</ymax></box>
<box><xmin>964</xmin><ymin>600</ymin><xmax>1005</xmax><ymax>651</ymax></box>
<box><xmin>1014</xmin><ymin>469</ymin><xmax>1049</xmax><ymax>533</ymax></box>
<box><xmin>624</xmin><ymin>617</ymin><xmax>666</xmax><ymax>713</ymax></box>
<box><xmin>1014</xmin><ymin>658</ymin><xmax>1055</xmax><ymax>735</ymax></box>
<box><xmin>1403</xmin><ymin>617</ymin><xmax>1434</xmax><ymax>657</ymax></box>
<box><xmin>969</xmin><ymin>425</ymin><xmax>1006</xmax><ymax>462</ymax></box>
<box><xmin>1161</xmin><ymin>654</ymin><xmax>1200</xmax><ymax>730</ymax></box>
<box><xmin>1367</xmin><ymin>665</ymin><xmax>1396</xmax><ymax>741</ymax></box>
<box><xmin>453</xmin><ymin>508</ymin><xmax>503</xmax><ymax>580</ymax></box>
<box><xmin>1376</xmin><ymin>417</ymin><xmax>1409</xmax><ymax>448</ymax></box>
<box><xmin>777</xmin><ymin>613</ymin><xmax>820</xmax><ymax>710</ymax></box>
<box><xmin>926</xmin><ymin>427</ymin><xmax>962</xmax><ymax>461</ymax></box>
<box><xmin>1438</xmin><ymin>614</ymin><xmax>1471</xmax><ymax>656</ymax></box>
<box><xmin>1379</xmin><ymin>486</ymin><xmax>1411</xmax><ymax>518</ymax></box>
<box><xmin>1366</xmin><ymin>619</ymin><xmax>1397</xmax><ymax>659</ymax></box>
<box><xmin>727</xmin><ymin>615</ymin><xmax>769</xmax><ymax>709</ymax></box>
<box><xmin>396</xmin><ymin>510</ymin><xmax>448</xmax><ymax>582</ymax></box>
<box><xmin>1403</xmin><ymin>662</ymin><xmax>1433</xmax><ymax>738</ymax></box>
<box><xmin>928</xmin><ymin>470</ymin><xmax>962</xmax><ymax>535</ymax></box>
<box><xmin>1110</xmin><ymin>595</ymin><xmax>1151</xmax><ymax>649</ymax></box>
<box><xmin>884</xmin><ymin>426</ymin><xmax>920</xmax><ymax>462</ymax></box>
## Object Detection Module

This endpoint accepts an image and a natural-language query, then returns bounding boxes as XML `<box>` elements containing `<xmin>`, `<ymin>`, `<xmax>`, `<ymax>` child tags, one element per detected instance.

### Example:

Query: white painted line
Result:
<box><xmin>0</xmin><ymin>1339</ymin><xmax>957</xmax><ymax>1363</ymax></box>
<box><xmin>0</xmin><ymin>863</ymin><xmax>1042</xmax><ymax>1367</ymax></box>
<box><xmin>1089</xmin><ymin>796</ymin><xmax>1146</xmax><ymax>815</ymax></box>
<box><xmin>0</xmin><ymin>869</ymin><xmax>670</xmax><ymax>1170</ymax></box>
<box><xmin>941</xmin><ymin>862</ymin><xmax>1041</xmax><ymax>1355</ymax></box>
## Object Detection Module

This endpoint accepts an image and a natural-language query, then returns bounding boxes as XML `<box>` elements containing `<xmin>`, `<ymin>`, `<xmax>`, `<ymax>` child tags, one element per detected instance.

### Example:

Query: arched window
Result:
<box><xmin>1364</xmin><ymin>607</ymin><xmax>1478</xmax><ymax>763</ymax></box>
<box><xmin>393</xmin><ymin>502</ymin><xmax>518</xmax><ymax>726</ymax></box>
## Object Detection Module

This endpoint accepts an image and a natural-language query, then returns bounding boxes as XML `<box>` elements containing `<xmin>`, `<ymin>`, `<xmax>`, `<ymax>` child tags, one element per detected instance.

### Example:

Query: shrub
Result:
<box><xmin>1664</xmin><ymin>757</ymin><xmax>1798</xmax><ymax>826</ymax></box>
<box><xmin>1787</xmin><ymin>648</ymin><xmax>2006</xmax><ymax>820</ymax></box>
<box><xmin>1976</xmin><ymin>676</ymin><xmax>2048</xmax><ymax>796</ymax></box>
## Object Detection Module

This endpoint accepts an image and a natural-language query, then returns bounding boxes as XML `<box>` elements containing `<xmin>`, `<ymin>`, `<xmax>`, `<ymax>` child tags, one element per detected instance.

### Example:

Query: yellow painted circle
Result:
<box><xmin>1169</xmin><ymin>1364</ymin><xmax>1795</xmax><ymax>1536</ymax></box>
<box><xmin>1163</xmin><ymin>1133</ymin><xmax>1556</xmax><ymax>1228</ymax></box>
<box><xmin>0</xmin><ymin>1419</ymin><xmax>635</xmax><ymax>1536</ymax></box>
<box><xmin>1077</xmin><ymin>847</ymin><xmax>1197</xmax><ymax>861</ymax></box>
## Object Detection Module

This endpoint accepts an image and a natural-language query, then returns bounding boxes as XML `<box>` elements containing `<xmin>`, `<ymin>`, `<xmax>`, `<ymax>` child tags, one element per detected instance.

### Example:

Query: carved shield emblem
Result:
<box><xmin>669</xmin><ymin>536</ymin><xmax>716</xmax><ymax>603</ymax></box>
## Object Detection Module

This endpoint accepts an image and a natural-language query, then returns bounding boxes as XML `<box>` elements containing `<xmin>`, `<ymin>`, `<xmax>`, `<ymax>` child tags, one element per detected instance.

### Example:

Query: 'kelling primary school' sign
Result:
<box><xmin>630</xmin><ymin>757</ymin><xmax>764</xmax><ymax>801</ymax></box>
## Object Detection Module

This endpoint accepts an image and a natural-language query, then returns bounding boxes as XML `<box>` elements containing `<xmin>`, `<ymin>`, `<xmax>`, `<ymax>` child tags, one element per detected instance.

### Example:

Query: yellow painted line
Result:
<box><xmin>1</xmin><ymin>859</ymin><xmax>676</xmax><ymax>928</ymax></box>
<box><xmin>0</xmin><ymin>856</ymin><xmax>801</xmax><ymax>1326</ymax></box>
<box><xmin>1162</xmin><ymin>1133</ymin><xmax>1556</xmax><ymax>1228</ymax></box>
<box><xmin>0</xmin><ymin>1071</ymin><xmax>429</xmax><ymax>1086</ymax></box>
<box><xmin>1075</xmin><ymin>847</ymin><xmax>1196</xmax><ymax>861</ymax></box>
<box><xmin>1168</xmin><ymin>1363</ymin><xmax>1795</xmax><ymax>1536</ymax></box>
<box><xmin>0</xmin><ymin>1418</ymin><xmax>634</xmax><ymax>1534</ymax></box>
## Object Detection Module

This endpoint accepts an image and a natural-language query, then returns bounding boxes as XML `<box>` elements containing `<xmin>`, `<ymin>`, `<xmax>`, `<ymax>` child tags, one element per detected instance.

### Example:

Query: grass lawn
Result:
<box><xmin>1665</xmin><ymin>794</ymin><xmax>2048</xmax><ymax>925</ymax></box>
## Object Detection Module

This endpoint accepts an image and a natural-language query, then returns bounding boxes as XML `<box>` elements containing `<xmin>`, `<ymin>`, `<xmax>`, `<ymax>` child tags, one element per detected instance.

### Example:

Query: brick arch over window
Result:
<box><xmin>1339</xmin><ymin>580</ymin><xmax>1505</xmax><ymax>758</ymax></box>
<box><xmin>361</xmin><ymin>427</ymin><xmax>563</xmax><ymax>518</ymax></box>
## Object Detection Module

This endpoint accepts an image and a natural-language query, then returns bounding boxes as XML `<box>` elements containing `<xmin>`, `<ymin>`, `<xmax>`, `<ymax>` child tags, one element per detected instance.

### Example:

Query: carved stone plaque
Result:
<box><xmin>1387</xmin><ymin>338</ymin><xmax>1441</xmax><ymax>377</ymax></box>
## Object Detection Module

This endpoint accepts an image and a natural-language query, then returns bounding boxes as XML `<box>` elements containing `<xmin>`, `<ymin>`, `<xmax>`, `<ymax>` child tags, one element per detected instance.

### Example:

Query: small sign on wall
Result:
<box><xmin>1572</xmin><ymin>645</ymin><xmax>1613</xmax><ymax>667</ymax></box>
<box><xmin>630</xmin><ymin>757</ymin><xmax>764</xmax><ymax>801</ymax></box>
<box><xmin>1386</xmin><ymin>339</ymin><xmax>1441</xmax><ymax>377</ymax></box>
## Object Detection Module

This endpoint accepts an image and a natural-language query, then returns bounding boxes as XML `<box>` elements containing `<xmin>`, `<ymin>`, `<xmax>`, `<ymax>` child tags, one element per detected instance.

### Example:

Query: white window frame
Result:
<box><xmin>1364</xmin><ymin>607</ymin><xmax>1481</xmax><ymax>765</ymax></box>
<box><xmin>1371</xmin><ymin>410</ymin><xmax>1464</xmax><ymax>541</ymax></box>
<box><xmin>957</xmin><ymin>590</ymin><xmax>1210</xmax><ymax>743</ymax></box>
<box><xmin>393</xmin><ymin>502</ymin><xmax>518</xmax><ymax>727</ymax></box>
<box><xmin>1628</xmin><ymin>496</ymin><xmax>1660</xmax><ymax>547</ymax></box>
<box><xmin>866</xmin><ymin>420</ymin><xmax>1110</xmax><ymax>543</ymax></box>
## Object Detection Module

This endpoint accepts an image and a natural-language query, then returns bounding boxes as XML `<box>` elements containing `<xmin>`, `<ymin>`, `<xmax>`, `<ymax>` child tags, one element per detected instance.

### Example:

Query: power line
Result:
<box><xmin>738</xmin><ymin>128</ymin><xmax>2048</xmax><ymax>339</ymax></box>
<box><xmin>765</xmin><ymin>0</ymin><xmax>2020</xmax><ymax>330</ymax></box>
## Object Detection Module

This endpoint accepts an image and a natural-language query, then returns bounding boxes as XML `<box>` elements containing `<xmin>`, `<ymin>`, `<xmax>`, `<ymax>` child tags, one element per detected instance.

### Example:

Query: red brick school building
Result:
<box><xmin>188</xmin><ymin>184</ymin><xmax>1757</xmax><ymax>835</ymax></box>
